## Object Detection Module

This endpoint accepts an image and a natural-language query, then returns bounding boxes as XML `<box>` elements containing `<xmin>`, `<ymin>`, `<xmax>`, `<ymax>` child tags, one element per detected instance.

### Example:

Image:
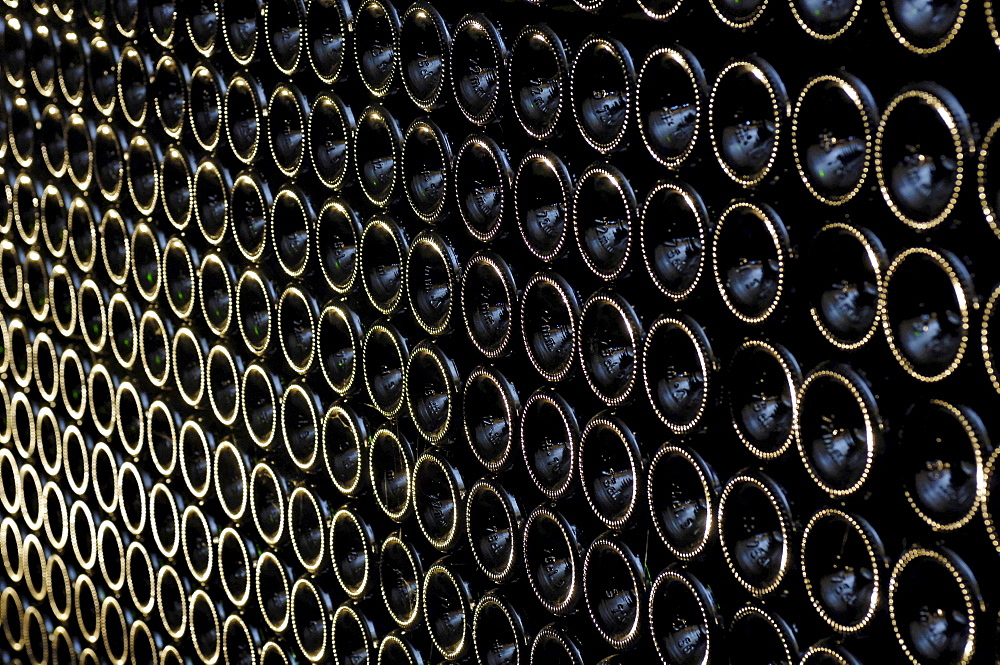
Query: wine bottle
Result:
<box><xmin>39</xmin><ymin>104</ymin><xmax>68</xmax><ymax>179</ymax></box>
<box><xmin>450</xmin><ymin>13</ymin><xmax>507</xmax><ymax>125</ymax></box>
<box><xmin>362</xmin><ymin>322</ymin><xmax>409</xmax><ymax>418</ymax></box>
<box><xmin>520</xmin><ymin>270</ymin><xmax>581</xmax><ymax>382</ymax></box>
<box><xmin>8</xmin><ymin>95</ymin><xmax>39</xmax><ymax>170</ymax></box>
<box><xmin>93</xmin><ymin>122</ymin><xmax>126</xmax><ymax>202</ymax></box>
<box><xmin>378</xmin><ymin>631</ymin><xmax>426</xmax><ymax>665</ymax></box>
<box><xmin>107</xmin><ymin>292</ymin><xmax>141</xmax><ymax>370</ymax></box>
<box><xmin>463</xmin><ymin>366</ymin><xmax>520</xmax><ymax>471</ymax></box>
<box><xmin>180</xmin><ymin>503</ymin><xmax>217</xmax><ymax>583</ymax></box>
<box><xmin>185</xmin><ymin>0</ymin><xmax>219</xmax><ymax>56</ymax></box>
<box><xmin>316</xmin><ymin>197</ymin><xmax>362</xmax><ymax>294</ymax></box>
<box><xmin>188</xmin><ymin>61</ymin><xmax>226</xmax><ymax>152</ymax></box>
<box><xmin>367</xmin><ymin>427</ymin><xmax>414</xmax><ymax>522</ymax></box>
<box><xmin>152</xmin><ymin>54</ymin><xmax>188</xmax><ymax>140</ymax></box>
<box><xmin>188</xmin><ymin>590</ymin><xmax>223</xmax><ymax>663</ymax></box>
<box><xmin>579</xmin><ymin>290</ymin><xmax>643</xmax><ymax>405</ymax></box>
<box><xmin>156</xmin><ymin>563</ymin><xmax>190</xmax><ymax>640</ymax></box>
<box><xmin>648</xmin><ymin>566</ymin><xmax>724</xmax><ymax>665</ymax></box>
<box><xmin>413</xmin><ymin>449</ymin><xmax>466</xmax><ymax>550</ymax></box>
<box><xmin>241</xmin><ymin>363</ymin><xmax>283</xmax><ymax>450</ymax></box>
<box><xmin>571</xmin><ymin>35</ymin><xmax>635</xmax><ymax>154</ymax></box>
<box><xmin>355</xmin><ymin>105</ymin><xmax>404</xmax><ymax>207</ymax></box>
<box><xmin>465</xmin><ymin>477</ymin><xmax>523</xmax><ymax>583</ymax></box>
<box><xmin>718</xmin><ymin>470</ymin><xmax>796</xmax><ymax>597</ymax></box>
<box><xmin>322</xmin><ymin>404</ymin><xmax>369</xmax><ymax>498</ymax></box>
<box><xmin>199</xmin><ymin>252</ymin><xmax>236</xmax><ymax>337</ymax></box>
<box><xmin>578</xmin><ymin>412</ymin><xmax>645</xmax><ymax>529</ymax></box>
<box><xmin>711</xmin><ymin>201</ymin><xmax>791</xmax><ymax>324</ymax></box>
<box><xmin>332</xmin><ymin>603</ymin><xmax>378</xmax><ymax>665</ymax></box>
<box><xmin>268</xmin><ymin>84</ymin><xmax>309</xmax><ymax>178</ymax></box>
<box><xmin>727</xmin><ymin>604</ymin><xmax>799</xmax><ymax>665</ymax></box>
<box><xmin>265</xmin><ymin>0</ymin><xmax>306</xmax><ymax>74</ymax></box>
<box><xmin>708</xmin><ymin>56</ymin><xmax>788</xmax><ymax>186</ymax></box>
<box><xmin>573</xmin><ymin>161</ymin><xmax>637</xmax><ymax>280</ymax></box>
<box><xmin>637</xmin><ymin>46</ymin><xmax>707</xmax><ymax>168</ymax></box>
<box><xmin>800</xmin><ymin>508</ymin><xmax>887</xmax><ymax>633</ymax></box>
<box><xmin>880</xmin><ymin>247</ymin><xmax>974</xmax><ymax>381</ymax></box>
<box><xmin>116</xmin><ymin>43</ymin><xmax>151</xmax><ymax>129</ymax></box>
<box><xmin>402</xmin><ymin>117</ymin><xmax>452</xmax><ymax>222</ymax></box>
<box><xmin>288</xmin><ymin>485</ymin><xmax>331</xmax><ymax>573</ymax></box>
<box><xmin>138</xmin><ymin>309</ymin><xmax>172</xmax><ymax>388</ymax></box>
<box><xmin>249</xmin><ymin>461</ymin><xmax>289</xmax><ymax>546</ymax></box>
<box><xmin>193</xmin><ymin>157</ymin><xmax>232</xmax><ymax>245</ymax></box>
<box><xmin>235</xmin><ymin>268</ymin><xmax>276</xmax><ymax>356</ymax></box>
<box><xmin>523</xmin><ymin>504</ymin><xmax>583</xmax><ymax>616</ymax></box>
<box><xmin>163</xmin><ymin>236</ymin><xmax>198</xmax><ymax>320</ymax></box>
<box><xmin>509</xmin><ymin>24</ymin><xmax>568</xmax><ymax>141</ymax></box>
<box><xmin>355</xmin><ymin>0</ymin><xmax>401</xmax><ymax>96</ymax></box>
<box><xmin>231</xmin><ymin>169</ymin><xmax>274</xmax><ymax>263</ymax></box>
<box><xmin>881</xmin><ymin>0</ymin><xmax>965</xmax><ymax>53</ymax></box>
<box><xmin>379</xmin><ymin>533</ymin><xmax>425</xmax><ymax>630</ymax></box>
<box><xmin>899</xmin><ymin>400</ymin><xmax>987</xmax><ymax>531</ymax></box>
<box><xmin>582</xmin><ymin>533</ymin><xmax>647</xmax><ymax>649</ymax></box>
<box><xmin>178</xmin><ymin>420</ymin><xmax>213</xmax><ymax>499</ymax></box>
<box><xmin>400</xmin><ymin>1</ymin><xmax>450</xmax><ymax>111</ymax></box>
<box><xmin>792</xmin><ymin>73</ymin><xmax>876</xmax><ymax>205</ymax></box>
<box><xmin>406</xmin><ymin>229</ymin><xmax>460</xmax><ymax>335</ymax></box>
<box><xmin>225</xmin><ymin>71</ymin><xmax>267</xmax><ymax>165</ymax></box>
<box><xmin>222</xmin><ymin>0</ymin><xmax>262</xmax><ymax>64</ymax></box>
<box><xmin>149</xmin><ymin>482</ymin><xmax>181</xmax><ymax>559</ymax></box>
<box><xmin>310</xmin><ymin>93</ymin><xmax>356</xmax><ymax>191</ymax></box>
<box><xmin>647</xmin><ymin>444</ymin><xmax>720</xmax><ymax>560</ymax></box>
<box><xmin>888</xmin><ymin>547</ymin><xmax>983</xmax><ymax>664</ymax></box>
<box><xmin>254</xmin><ymin>551</ymin><xmax>293</xmax><ymax>633</ymax></box>
<box><xmin>529</xmin><ymin>623</ymin><xmax>585</xmax><ymax>665</ymax></box>
<box><xmin>222</xmin><ymin>615</ymin><xmax>260</xmax><ymax>665</ymax></box>
<box><xmin>461</xmin><ymin>250</ymin><xmax>517</xmax><ymax>358</ymax></box>
<box><xmin>455</xmin><ymin>133</ymin><xmax>513</xmax><ymax>242</ymax></box>
<box><xmin>643</xmin><ymin>314</ymin><xmax>715</xmax><ymax>434</ymax></box>
<box><xmin>515</xmin><ymin>148</ymin><xmax>573</xmax><ymax>262</ymax></box>
<box><xmin>804</xmin><ymin>223</ymin><xmax>887</xmax><ymax>349</ymax></box>
<box><xmin>87</xmin><ymin>35</ymin><xmax>119</xmax><ymax>116</ymax></box>
<box><xmin>472</xmin><ymin>590</ymin><xmax>529</xmax><ymax>665</ymax></box>
<box><xmin>406</xmin><ymin>341</ymin><xmax>461</xmax><ymax>444</ymax></box>
<box><xmin>360</xmin><ymin>214</ymin><xmax>410</xmax><ymax>315</ymax></box>
<box><xmin>65</xmin><ymin>113</ymin><xmax>95</xmax><ymax>192</ymax></box>
<box><xmin>795</xmin><ymin>361</ymin><xmax>883</xmax><ymax>497</ymax></box>
<box><xmin>330</xmin><ymin>505</ymin><xmax>376</xmax><ymax>598</ymax></box>
<box><xmin>58</xmin><ymin>27</ymin><xmax>87</xmax><ymax>108</ymax></box>
<box><xmin>874</xmin><ymin>83</ymin><xmax>973</xmax><ymax>230</ymax></box>
<box><xmin>280</xmin><ymin>382</ymin><xmax>324</xmax><ymax>472</ymax></box>
<box><xmin>422</xmin><ymin>557</ymin><xmax>476</xmax><ymax>660</ymax></box>
<box><xmin>277</xmin><ymin>284</ymin><xmax>319</xmax><ymax>374</ymax></box>
<box><xmin>212</xmin><ymin>440</ymin><xmax>250</xmax><ymax>521</ymax></box>
<box><xmin>172</xmin><ymin>327</ymin><xmax>208</xmax><ymax>408</ymax></box>
<box><xmin>306</xmin><ymin>0</ymin><xmax>352</xmax><ymax>84</ymax></box>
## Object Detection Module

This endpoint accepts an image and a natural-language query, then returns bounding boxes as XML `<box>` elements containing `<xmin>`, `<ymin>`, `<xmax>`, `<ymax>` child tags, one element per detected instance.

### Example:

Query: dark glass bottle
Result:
<box><xmin>582</xmin><ymin>533</ymin><xmax>647</xmax><ymax>649</ymax></box>
<box><xmin>708</xmin><ymin>56</ymin><xmax>788</xmax><ymax>186</ymax></box>
<box><xmin>881</xmin><ymin>247</ymin><xmax>974</xmax><ymax>382</ymax></box>
<box><xmin>800</xmin><ymin>508</ymin><xmax>887</xmax><ymax>633</ymax></box>
<box><xmin>796</xmin><ymin>361</ymin><xmax>883</xmax><ymax>498</ymax></box>
<box><xmin>792</xmin><ymin>73</ymin><xmax>877</xmax><ymax>205</ymax></box>
<box><xmin>450</xmin><ymin>13</ymin><xmax>507</xmax><ymax>125</ymax></box>
<box><xmin>718</xmin><ymin>470</ymin><xmax>796</xmax><ymax>597</ymax></box>
<box><xmin>874</xmin><ymin>83</ymin><xmax>973</xmax><ymax>230</ymax></box>
<box><xmin>399</xmin><ymin>1</ymin><xmax>450</xmax><ymax>111</ymax></box>
<box><xmin>570</xmin><ymin>36</ymin><xmax>635</xmax><ymax>154</ymax></box>
<box><xmin>637</xmin><ymin>46</ymin><xmax>707</xmax><ymax>168</ymax></box>
<box><xmin>508</xmin><ymin>24</ymin><xmax>568</xmax><ymax>141</ymax></box>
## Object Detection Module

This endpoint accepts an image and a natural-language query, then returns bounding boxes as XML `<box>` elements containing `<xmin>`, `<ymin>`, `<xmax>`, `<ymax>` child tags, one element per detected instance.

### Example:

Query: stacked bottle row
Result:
<box><xmin>3</xmin><ymin>0</ymin><xmax>1000</xmax><ymax>663</ymax></box>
